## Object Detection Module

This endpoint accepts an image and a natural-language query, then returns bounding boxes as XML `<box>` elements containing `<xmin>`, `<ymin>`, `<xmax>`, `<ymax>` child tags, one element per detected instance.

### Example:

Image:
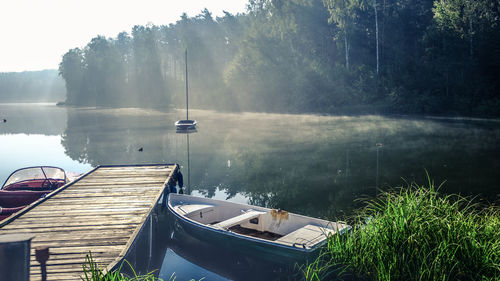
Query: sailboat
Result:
<box><xmin>175</xmin><ymin>49</ymin><xmax>197</xmax><ymax>131</ymax></box>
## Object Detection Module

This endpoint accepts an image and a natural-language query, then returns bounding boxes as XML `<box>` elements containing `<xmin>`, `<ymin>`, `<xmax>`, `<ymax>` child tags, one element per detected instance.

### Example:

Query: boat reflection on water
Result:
<box><xmin>160</xmin><ymin>210</ymin><xmax>303</xmax><ymax>281</ymax></box>
<box><xmin>175</xmin><ymin>127</ymin><xmax>197</xmax><ymax>134</ymax></box>
<box><xmin>159</xmin><ymin>248</ymin><xmax>230</xmax><ymax>281</ymax></box>
<box><xmin>176</xmin><ymin>129</ymin><xmax>195</xmax><ymax>194</ymax></box>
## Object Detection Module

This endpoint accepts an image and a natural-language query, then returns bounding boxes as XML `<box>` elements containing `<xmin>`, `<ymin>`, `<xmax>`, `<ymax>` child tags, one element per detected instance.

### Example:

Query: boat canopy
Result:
<box><xmin>2</xmin><ymin>166</ymin><xmax>66</xmax><ymax>189</ymax></box>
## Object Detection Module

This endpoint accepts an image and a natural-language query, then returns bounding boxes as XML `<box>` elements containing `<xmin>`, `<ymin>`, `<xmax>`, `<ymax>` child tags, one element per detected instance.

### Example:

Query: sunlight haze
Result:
<box><xmin>0</xmin><ymin>0</ymin><xmax>248</xmax><ymax>72</ymax></box>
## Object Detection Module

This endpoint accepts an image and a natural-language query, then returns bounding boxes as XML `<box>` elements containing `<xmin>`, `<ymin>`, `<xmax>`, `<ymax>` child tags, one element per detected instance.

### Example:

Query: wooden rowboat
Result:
<box><xmin>168</xmin><ymin>193</ymin><xmax>350</xmax><ymax>263</ymax></box>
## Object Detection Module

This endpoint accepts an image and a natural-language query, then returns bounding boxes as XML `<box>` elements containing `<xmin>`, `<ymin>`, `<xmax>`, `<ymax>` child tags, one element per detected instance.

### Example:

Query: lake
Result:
<box><xmin>1</xmin><ymin>103</ymin><xmax>499</xmax><ymax>279</ymax></box>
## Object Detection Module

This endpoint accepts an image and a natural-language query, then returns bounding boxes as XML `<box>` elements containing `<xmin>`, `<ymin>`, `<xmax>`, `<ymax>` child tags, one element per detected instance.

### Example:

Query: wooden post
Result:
<box><xmin>35</xmin><ymin>246</ymin><xmax>50</xmax><ymax>281</ymax></box>
<box><xmin>0</xmin><ymin>234</ymin><xmax>34</xmax><ymax>281</ymax></box>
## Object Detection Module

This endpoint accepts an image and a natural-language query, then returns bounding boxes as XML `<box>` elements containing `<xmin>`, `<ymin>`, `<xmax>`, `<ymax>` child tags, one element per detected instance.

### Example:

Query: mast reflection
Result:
<box><xmin>176</xmin><ymin>128</ymin><xmax>196</xmax><ymax>194</ymax></box>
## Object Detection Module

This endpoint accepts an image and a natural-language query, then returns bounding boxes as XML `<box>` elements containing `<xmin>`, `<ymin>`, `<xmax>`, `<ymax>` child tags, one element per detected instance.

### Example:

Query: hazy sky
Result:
<box><xmin>0</xmin><ymin>0</ymin><xmax>248</xmax><ymax>72</ymax></box>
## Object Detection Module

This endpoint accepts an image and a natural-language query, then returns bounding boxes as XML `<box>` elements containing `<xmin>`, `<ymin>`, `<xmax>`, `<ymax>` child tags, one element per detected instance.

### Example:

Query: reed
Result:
<box><xmin>304</xmin><ymin>179</ymin><xmax>500</xmax><ymax>281</ymax></box>
<box><xmin>81</xmin><ymin>252</ymin><xmax>160</xmax><ymax>281</ymax></box>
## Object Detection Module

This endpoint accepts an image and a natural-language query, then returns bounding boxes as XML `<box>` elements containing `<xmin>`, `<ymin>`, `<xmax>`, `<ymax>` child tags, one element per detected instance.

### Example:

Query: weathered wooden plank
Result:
<box><xmin>88</xmin><ymin>168</ymin><xmax>171</xmax><ymax>173</ymax></box>
<box><xmin>32</xmin><ymin>204</ymin><xmax>154</xmax><ymax>211</ymax></box>
<box><xmin>32</xmin><ymin>202</ymin><xmax>153</xmax><ymax>211</ymax></box>
<box><xmin>30</xmin><ymin>265</ymin><xmax>110</xmax><ymax>274</ymax></box>
<box><xmin>82</xmin><ymin>175</ymin><xmax>167</xmax><ymax>179</ymax></box>
<box><xmin>11</xmin><ymin>218</ymin><xmax>144</xmax><ymax>226</ymax></box>
<box><xmin>48</xmin><ymin>195</ymin><xmax>159</xmax><ymax>201</ymax></box>
<box><xmin>84</xmin><ymin>173</ymin><xmax>167</xmax><ymax>178</ymax></box>
<box><xmin>49</xmin><ymin>186</ymin><xmax>165</xmax><ymax>192</ymax></box>
<box><xmin>49</xmin><ymin>191</ymin><xmax>161</xmax><ymax>197</ymax></box>
<box><xmin>41</xmin><ymin>195</ymin><xmax>158</xmax><ymax>201</ymax></box>
<box><xmin>3</xmin><ymin>215</ymin><xmax>145</xmax><ymax>225</ymax></box>
<box><xmin>30</xmin><ymin>227</ymin><xmax>135</xmax><ymax>236</ymax></box>
<box><xmin>42</xmin><ymin>200</ymin><xmax>158</xmax><ymax>206</ymax></box>
<box><xmin>4</xmin><ymin>224</ymin><xmax>136</xmax><ymax>235</ymax></box>
<box><xmin>3</xmin><ymin>228</ymin><xmax>136</xmax><ymax>238</ymax></box>
<box><xmin>30</xmin><ymin>245</ymin><xmax>125</xmax><ymax>254</ymax></box>
<box><xmin>97</xmin><ymin>166</ymin><xmax>171</xmax><ymax>171</ymax></box>
<box><xmin>31</xmin><ymin>272</ymin><xmax>83</xmax><ymax>281</ymax></box>
<box><xmin>61</xmin><ymin>184</ymin><xmax>165</xmax><ymax>189</ymax></box>
<box><xmin>30</xmin><ymin>265</ymin><xmax>102</xmax><ymax>274</ymax></box>
<box><xmin>30</xmin><ymin>252</ymin><xmax>118</xmax><ymax>262</ymax></box>
<box><xmin>55</xmin><ymin>185</ymin><xmax>163</xmax><ymax>191</ymax></box>
<box><xmin>29</xmin><ymin>255</ymin><xmax>116</xmax><ymax>264</ymax></box>
<box><xmin>71</xmin><ymin>179</ymin><xmax>166</xmax><ymax>185</ymax></box>
<box><xmin>31</xmin><ymin>239</ymin><xmax>129</xmax><ymax>248</ymax></box>
<box><xmin>16</xmin><ymin>209</ymin><xmax>150</xmax><ymax>219</ymax></box>
<box><xmin>33</xmin><ymin>199</ymin><xmax>153</xmax><ymax>206</ymax></box>
<box><xmin>32</xmin><ymin>257</ymin><xmax>117</xmax><ymax>267</ymax></box>
<box><xmin>4</xmin><ymin>219</ymin><xmax>141</xmax><ymax>229</ymax></box>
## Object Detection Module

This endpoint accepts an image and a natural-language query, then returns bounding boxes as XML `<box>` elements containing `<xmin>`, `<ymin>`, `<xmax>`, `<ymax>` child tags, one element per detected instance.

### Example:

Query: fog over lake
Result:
<box><xmin>1</xmin><ymin>103</ymin><xmax>498</xmax><ymax>218</ymax></box>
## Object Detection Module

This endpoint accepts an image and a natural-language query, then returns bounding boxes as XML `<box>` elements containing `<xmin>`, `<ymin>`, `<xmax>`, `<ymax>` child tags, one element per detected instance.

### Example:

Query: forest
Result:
<box><xmin>0</xmin><ymin>70</ymin><xmax>65</xmax><ymax>102</ymax></box>
<box><xmin>57</xmin><ymin>0</ymin><xmax>500</xmax><ymax>116</ymax></box>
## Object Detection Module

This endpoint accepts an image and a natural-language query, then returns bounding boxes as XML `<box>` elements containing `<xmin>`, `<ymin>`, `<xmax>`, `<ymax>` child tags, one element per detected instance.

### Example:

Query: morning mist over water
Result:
<box><xmin>1</xmin><ymin>104</ymin><xmax>498</xmax><ymax>219</ymax></box>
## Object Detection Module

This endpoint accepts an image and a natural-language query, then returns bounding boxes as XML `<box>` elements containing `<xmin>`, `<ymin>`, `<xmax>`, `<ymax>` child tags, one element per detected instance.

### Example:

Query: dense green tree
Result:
<box><xmin>131</xmin><ymin>25</ymin><xmax>169</xmax><ymax>107</ymax></box>
<box><xmin>54</xmin><ymin>1</ymin><xmax>499</xmax><ymax>116</ymax></box>
<box><xmin>59</xmin><ymin>48</ymin><xmax>85</xmax><ymax>105</ymax></box>
<box><xmin>323</xmin><ymin>0</ymin><xmax>360</xmax><ymax>70</ymax></box>
<box><xmin>420</xmin><ymin>0</ymin><xmax>500</xmax><ymax>115</ymax></box>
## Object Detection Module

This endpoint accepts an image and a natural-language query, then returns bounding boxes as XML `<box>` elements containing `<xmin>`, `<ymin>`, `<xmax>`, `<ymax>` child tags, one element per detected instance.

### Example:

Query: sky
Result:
<box><xmin>0</xmin><ymin>0</ymin><xmax>248</xmax><ymax>73</ymax></box>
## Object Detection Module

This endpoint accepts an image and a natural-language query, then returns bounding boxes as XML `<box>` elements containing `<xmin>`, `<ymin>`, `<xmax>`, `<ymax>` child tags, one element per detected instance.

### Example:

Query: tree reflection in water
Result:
<box><xmin>60</xmin><ymin>107</ymin><xmax>500</xmax><ymax>219</ymax></box>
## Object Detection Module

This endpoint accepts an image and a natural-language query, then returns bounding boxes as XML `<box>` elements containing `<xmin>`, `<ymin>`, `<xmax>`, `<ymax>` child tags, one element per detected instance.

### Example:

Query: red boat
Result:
<box><xmin>0</xmin><ymin>166</ymin><xmax>74</xmax><ymax>221</ymax></box>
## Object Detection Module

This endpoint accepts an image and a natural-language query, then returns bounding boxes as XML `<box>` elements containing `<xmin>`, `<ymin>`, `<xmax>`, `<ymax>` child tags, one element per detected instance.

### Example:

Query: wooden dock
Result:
<box><xmin>0</xmin><ymin>164</ymin><xmax>178</xmax><ymax>281</ymax></box>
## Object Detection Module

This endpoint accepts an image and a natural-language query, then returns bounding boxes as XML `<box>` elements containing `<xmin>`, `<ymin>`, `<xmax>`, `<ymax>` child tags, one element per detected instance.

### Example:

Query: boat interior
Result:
<box><xmin>171</xmin><ymin>198</ymin><xmax>348</xmax><ymax>250</ymax></box>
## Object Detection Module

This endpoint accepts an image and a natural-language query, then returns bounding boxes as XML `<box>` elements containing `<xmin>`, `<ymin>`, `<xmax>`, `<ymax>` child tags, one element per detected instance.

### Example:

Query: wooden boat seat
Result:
<box><xmin>174</xmin><ymin>204</ymin><xmax>214</xmax><ymax>216</ymax></box>
<box><xmin>213</xmin><ymin>210</ymin><xmax>266</xmax><ymax>229</ymax></box>
<box><xmin>275</xmin><ymin>224</ymin><xmax>335</xmax><ymax>249</ymax></box>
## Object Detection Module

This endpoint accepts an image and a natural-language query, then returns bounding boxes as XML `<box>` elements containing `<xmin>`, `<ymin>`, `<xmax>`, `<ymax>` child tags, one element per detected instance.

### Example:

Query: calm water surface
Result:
<box><xmin>1</xmin><ymin>103</ymin><xmax>499</xmax><ymax>279</ymax></box>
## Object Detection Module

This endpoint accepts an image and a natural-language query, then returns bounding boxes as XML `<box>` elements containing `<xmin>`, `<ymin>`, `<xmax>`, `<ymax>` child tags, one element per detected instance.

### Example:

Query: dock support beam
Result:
<box><xmin>35</xmin><ymin>246</ymin><xmax>50</xmax><ymax>281</ymax></box>
<box><xmin>0</xmin><ymin>234</ymin><xmax>34</xmax><ymax>281</ymax></box>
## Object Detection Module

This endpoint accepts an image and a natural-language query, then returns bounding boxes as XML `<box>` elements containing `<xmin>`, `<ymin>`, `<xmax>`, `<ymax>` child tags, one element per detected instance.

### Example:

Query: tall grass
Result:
<box><xmin>304</xmin><ymin>180</ymin><xmax>500</xmax><ymax>281</ymax></box>
<box><xmin>81</xmin><ymin>252</ymin><xmax>160</xmax><ymax>281</ymax></box>
<box><xmin>80</xmin><ymin>252</ymin><xmax>200</xmax><ymax>281</ymax></box>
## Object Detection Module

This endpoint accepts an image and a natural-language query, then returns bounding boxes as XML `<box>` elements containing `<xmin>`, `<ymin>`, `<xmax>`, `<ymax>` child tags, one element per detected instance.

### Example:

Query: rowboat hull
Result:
<box><xmin>166</xmin><ymin>227</ymin><xmax>300</xmax><ymax>280</ymax></box>
<box><xmin>167</xmin><ymin>194</ymin><xmax>349</xmax><ymax>264</ymax></box>
<box><xmin>0</xmin><ymin>190</ymin><xmax>50</xmax><ymax>208</ymax></box>
<box><xmin>170</xmin><ymin>211</ymin><xmax>317</xmax><ymax>263</ymax></box>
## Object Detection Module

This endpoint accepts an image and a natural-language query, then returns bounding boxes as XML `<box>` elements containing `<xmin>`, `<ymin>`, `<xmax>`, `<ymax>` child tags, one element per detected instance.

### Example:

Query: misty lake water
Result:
<box><xmin>1</xmin><ymin>103</ymin><xmax>499</xmax><ymax>280</ymax></box>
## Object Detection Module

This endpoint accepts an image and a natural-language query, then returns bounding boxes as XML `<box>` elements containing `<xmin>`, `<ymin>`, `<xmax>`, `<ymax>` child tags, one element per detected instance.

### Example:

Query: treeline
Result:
<box><xmin>0</xmin><ymin>70</ymin><xmax>65</xmax><ymax>102</ymax></box>
<box><xmin>59</xmin><ymin>0</ymin><xmax>500</xmax><ymax>116</ymax></box>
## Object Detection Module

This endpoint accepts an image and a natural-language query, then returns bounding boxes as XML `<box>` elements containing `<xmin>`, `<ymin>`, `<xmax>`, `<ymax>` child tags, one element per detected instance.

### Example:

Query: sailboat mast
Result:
<box><xmin>185</xmin><ymin>49</ymin><xmax>189</xmax><ymax>120</ymax></box>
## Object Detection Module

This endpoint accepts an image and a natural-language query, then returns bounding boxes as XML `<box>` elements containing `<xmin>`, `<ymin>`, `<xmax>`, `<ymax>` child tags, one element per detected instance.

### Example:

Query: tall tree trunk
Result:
<box><xmin>345</xmin><ymin>34</ymin><xmax>350</xmax><ymax>70</ymax></box>
<box><xmin>374</xmin><ymin>0</ymin><xmax>380</xmax><ymax>75</ymax></box>
<box><xmin>469</xmin><ymin>17</ymin><xmax>473</xmax><ymax>58</ymax></box>
<box><xmin>443</xmin><ymin>36</ymin><xmax>449</xmax><ymax>97</ymax></box>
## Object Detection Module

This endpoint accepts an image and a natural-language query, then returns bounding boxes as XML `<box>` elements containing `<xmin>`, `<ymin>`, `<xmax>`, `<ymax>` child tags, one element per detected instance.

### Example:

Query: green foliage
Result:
<box><xmin>56</xmin><ymin>0</ymin><xmax>500</xmax><ymax>116</ymax></box>
<box><xmin>81</xmin><ymin>252</ymin><xmax>203</xmax><ymax>281</ymax></box>
<box><xmin>303</xmin><ymin>181</ymin><xmax>500</xmax><ymax>280</ymax></box>
<box><xmin>81</xmin><ymin>252</ymin><xmax>160</xmax><ymax>281</ymax></box>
